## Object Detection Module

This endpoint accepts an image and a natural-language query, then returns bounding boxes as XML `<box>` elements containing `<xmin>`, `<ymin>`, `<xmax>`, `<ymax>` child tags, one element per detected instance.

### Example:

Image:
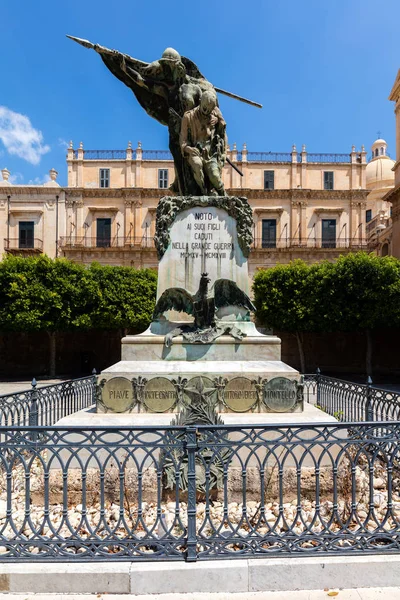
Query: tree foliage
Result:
<box><xmin>0</xmin><ymin>255</ymin><xmax>157</xmax><ymax>334</ymax></box>
<box><xmin>253</xmin><ymin>253</ymin><xmax>400</xmax><ymax>373</ymax></box>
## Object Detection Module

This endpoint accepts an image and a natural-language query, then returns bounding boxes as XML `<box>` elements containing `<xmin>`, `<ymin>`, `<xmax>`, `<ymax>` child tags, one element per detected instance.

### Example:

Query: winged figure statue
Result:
<box><xmin>153</xmin><ymin>273</ymin><xmax>255</xmax><ymax>346</ymax></box>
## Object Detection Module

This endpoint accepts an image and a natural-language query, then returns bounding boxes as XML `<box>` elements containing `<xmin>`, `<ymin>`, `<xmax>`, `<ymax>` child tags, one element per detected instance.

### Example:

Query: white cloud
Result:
<box><xmin>0</xmin><ymin>106</ymin><xmax>50</xmax><ymax>165</ymax></box>
<box><xmin>28</xmin><ymin>174</ymin><xmax>51</xmax><ymax>185</ymax></box>
<box><xmin>9</xmin><ymin>172</ymin><xmax>24</xmax><ymax>184</ymax></box>
<box><xmin>58</xmin><ymin>138</ymin><xmax>69</xmax><ymax>150</ymax></box>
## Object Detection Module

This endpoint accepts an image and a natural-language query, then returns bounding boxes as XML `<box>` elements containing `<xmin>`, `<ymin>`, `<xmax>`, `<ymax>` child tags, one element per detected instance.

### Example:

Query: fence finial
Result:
<box><xmin>92</xmin><ymin>368</ymin><xmax>97</xmax><ymax>376</ymax></box>
<box><xmin>31</xmin><ymin>377</ymin><xmax>37</xmax><ymax>388</ymax></box>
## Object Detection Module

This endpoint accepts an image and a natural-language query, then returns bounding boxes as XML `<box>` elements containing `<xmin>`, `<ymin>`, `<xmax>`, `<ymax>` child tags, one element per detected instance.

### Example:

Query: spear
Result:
<box><xmin>66</xmin><ymin>35</ymin><xmax>262</xmax><ymax>109</ymax></box>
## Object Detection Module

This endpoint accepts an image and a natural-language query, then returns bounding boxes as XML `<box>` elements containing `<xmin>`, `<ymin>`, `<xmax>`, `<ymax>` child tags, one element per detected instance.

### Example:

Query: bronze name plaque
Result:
<box><xmin>101</xmin><ymin>377</ymin><xmax>133</xmax><ymax>413</ymax></box>
<box><xmin>263</xmin><ymin>377</ymin><xmax>298</xmax><ymax>412</ymax></box>
<box><xmin>143</xmin><ymin>377</ymin><xmax>177</xmax><ymax>413</ymax></box>
<box><xmin>224</xmin><ymin>377</ymin><xmax>257</xmax><ymax>412</ymax></box>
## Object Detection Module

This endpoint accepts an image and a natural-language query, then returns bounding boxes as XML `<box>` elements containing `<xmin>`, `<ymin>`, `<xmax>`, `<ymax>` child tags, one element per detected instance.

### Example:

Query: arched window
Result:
<box><xmin>381</xmin><ymin>243</ymin><xmax>389</xmax><ymax>257</ymax></box>
<box><xmin>375</xmin><ymin>148</ymin><xmax>379</xmax><ymax>157</ymax></box>
<box><xmin>380</xmin><ymin>147</ymin><xmax>384</xmax><ymax>155</ymax></box>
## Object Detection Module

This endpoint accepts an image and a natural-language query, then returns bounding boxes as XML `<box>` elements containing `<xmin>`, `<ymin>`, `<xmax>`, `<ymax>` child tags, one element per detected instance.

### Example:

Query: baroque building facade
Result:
<box><xmin>0</xmin><ymin>138</ymin><xmax>394</xmax><ymax>277</ymax></box>
<box><xmin>384</xmin><ymin>70</ymin><xmax>400</xmax><ymax>257</ymax></box>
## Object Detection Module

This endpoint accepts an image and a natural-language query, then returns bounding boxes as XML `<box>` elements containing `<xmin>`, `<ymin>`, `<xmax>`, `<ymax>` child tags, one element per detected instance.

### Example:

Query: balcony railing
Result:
<box><xmin>366</xmin><ymin>215</ymin><xmax>390</xmax><ymax>236</ymax></box>
<box><xmin>252</xmin><ymin>237</ymin><xmax>369</xmax><ymax>250</ymax></box>
<box><xmin>142</xmin><ymin>150</ymin><xmax>173</xmax><ymax>160</ymax></box>
<box><xmin>4</xmin><ymin>238</ymin><xmax>43</xmax><ymax>252</ymax></box>
<box><xmin>59</xmin><ymin>236</ymin><xmax>156</xmax><ymax>249</ymax></box>
<box><xmin>307</xmin><ymin>153</ymin><xmax>357</xmax><ymax>163</ymax></box>
<box><xmin>70</xmin><ymin>149</ymin><xmax>364</xmax><ymax>164</ymax></box>
<box><xmin>246</xmin><ymin>152</ymin><xmax>292</xmax><ymax>163</ymax></box>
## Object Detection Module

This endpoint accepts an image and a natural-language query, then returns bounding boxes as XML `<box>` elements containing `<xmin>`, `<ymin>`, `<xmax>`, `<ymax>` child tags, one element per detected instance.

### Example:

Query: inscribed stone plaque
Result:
<box><xmin>263</xmin><ymin>377</ymin><xmax>298</xmax><ymax>412</ymax></box>
<box><xmin>224</xmin><ymin>377</ymin><xmax>257</xmax><ymax>412</ymax></box>
<box><xmin>143</xmin><ymin>377</ymin><xmax>177</xmax><ymax>413</ymax></box>
<box><xmin>101</xmin><ymin>377</ymin><xmax>133</xmax><ymax>413</ymax></box>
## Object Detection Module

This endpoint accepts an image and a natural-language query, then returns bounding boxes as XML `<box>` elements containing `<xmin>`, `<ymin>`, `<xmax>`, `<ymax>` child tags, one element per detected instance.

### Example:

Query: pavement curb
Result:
<box><xmin>0</xmin><ymin>555</ymin><xmax>399</xmax><ymax>594</ymax></box>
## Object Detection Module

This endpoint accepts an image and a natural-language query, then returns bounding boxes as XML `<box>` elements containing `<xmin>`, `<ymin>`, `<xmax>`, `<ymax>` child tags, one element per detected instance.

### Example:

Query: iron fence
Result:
<box><xmin>1</xmin><ymin>373</ymin><xmax>400</xmax><ymax>561</ymax></box>
<box><xmin>4</xmin><ymin>238</ymin><xmax>43</xmax><ymax>252</ymax></box>
<box><xmin>304</xmin><ymin>373</ymin><xmax>400</xmax><ymax>422</ymax></box>
<box><xmin>1</xmin><ymin>422</ymin><xmax>400</xmax><ymax>561</ymax></box>
<box><xmin>0</xmin><ymin>375</ymin><xmax>96</xmax><ymax>429</ymax></box>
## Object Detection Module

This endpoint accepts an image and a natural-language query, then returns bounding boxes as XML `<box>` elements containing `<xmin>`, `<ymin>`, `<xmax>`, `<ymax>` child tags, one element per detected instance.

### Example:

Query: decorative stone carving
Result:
<box><xmin>155</xmin><ymin>195</ymin><xmax>253</xmax><ymax>260</ymax></box>
<box><xmin>153</xmin><ymin>272</ymin><xmax>255</xmax><ymax>345</ymax></box>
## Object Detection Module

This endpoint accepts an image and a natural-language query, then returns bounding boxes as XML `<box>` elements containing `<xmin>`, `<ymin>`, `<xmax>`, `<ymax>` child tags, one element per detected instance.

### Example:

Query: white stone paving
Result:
<box><xmin>0</xmin><ymin>589</ymin><xmax>399</xmax><ymax>599</ymax></box>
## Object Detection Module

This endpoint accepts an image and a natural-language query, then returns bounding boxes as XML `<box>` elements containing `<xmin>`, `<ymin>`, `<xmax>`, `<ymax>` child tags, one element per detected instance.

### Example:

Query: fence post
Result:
<box><xmin>315</xmin><ymin>367</ymin><xmax>321</xmax><ymax>407</ymax></box>
<box><xmin>92</xmin><ymin>368</ymin><xmax>97</xmax><ymax>407</ymax></box>
<box><xmin>185</xmin><ymin>426</ymin><xmax>198</xmax><ymax>562</ymax></box>
<box><xmin>365</xmin><ymin>376</ymin><xmax>373</xmax><ymax>422</ymax></box>
<box><xmin>29</xmin><ymin>377</ymin><xmax>39</xmax><ymax>441</ymax></box>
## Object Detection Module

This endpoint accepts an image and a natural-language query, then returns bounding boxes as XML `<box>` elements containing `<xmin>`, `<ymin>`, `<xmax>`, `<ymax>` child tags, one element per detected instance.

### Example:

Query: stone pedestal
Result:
<box><xmin>98</xmin><ymin>197</ymin><xmax>302</xmax><ymax>417</ymax></box>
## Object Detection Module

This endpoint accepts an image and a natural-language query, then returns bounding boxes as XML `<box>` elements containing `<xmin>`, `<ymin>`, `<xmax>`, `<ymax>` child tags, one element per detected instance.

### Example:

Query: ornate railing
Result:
<box><xmin>73</xmin><ymin>150</ymin><xmax>131</xmax><ymax>160</ymax></box>
<box><xmin>246</xmin><ymin>152</ymin><xmax>292</xmax><ymax>163</ymax></box>
<box><xmin>142</xmin><ymin>150</ymin><xmax>173</xmax><ymax>160</ymax></box>
<box><xmin>252</xmin><ymin>238</ymin><xmax>369</xmax><ymax>250</ymax></box>
<box><xmin>59</xmin><ymin>236</ymin><xmax>156</xmax><ymax>249</ymax></box>
<box><xmin>307</xmin><ymin>153</ymin><xmax>355</xmax><ymax>163</ymax></box>
<box><xmin>304</xmin><ymin>373</ymin><xmax>400</xmax><ymax>422</ymax></box>
<box><xmin>0</xmin><ymin>375</ymin><xmax>96</xmax><ymax>430</ymax></box>
<box><xmin>4</xmin><ymin>238</ymin><xmax>43</xmax><ymax>252</ymax></box>
<box><xmin>1</xmin><ymin>421</ymin><xmax>400</xmax><ymax>561</ymax></box>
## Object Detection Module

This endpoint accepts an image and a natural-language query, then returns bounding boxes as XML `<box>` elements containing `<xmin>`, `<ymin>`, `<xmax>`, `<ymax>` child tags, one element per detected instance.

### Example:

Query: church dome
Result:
<box><xmin>366</xmin><ymin>138</ymin><xmax>395</xmax><ymax>190</ymax></box>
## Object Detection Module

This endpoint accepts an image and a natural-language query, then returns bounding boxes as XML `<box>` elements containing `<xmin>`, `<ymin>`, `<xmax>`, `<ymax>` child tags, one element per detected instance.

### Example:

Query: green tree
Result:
<box><xmin>88</xmin><ymin>263</ymin><xmax>157</xmax><ymax>333</ymax></box>
<box><xmin>254</xmin><ymin>253</ymin><xmax>400</xmax><ymax>375</ymax></box>
<box><xmin>0</xmin><ymin>256</ymin><xmax>158</xmax><ymax>376</ymax></box>
<box><xmin>0</xmin><ymin>255</ymin><xmax>99</xmax><ymax>376</ymax></box>
<box><xmin>316</xmin><ymin>253</ymin><xmax>400</xmax><ymax>375</ymax></box>
<box><xmin>253</xmin><ymin>260</ymin><xmax>320</xmax><ymax>372</ymax></box>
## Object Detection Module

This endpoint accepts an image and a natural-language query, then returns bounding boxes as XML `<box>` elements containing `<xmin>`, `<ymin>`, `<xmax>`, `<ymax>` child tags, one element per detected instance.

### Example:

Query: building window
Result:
<box><xmin>262</xmin><ymin>219</ymin><xmax>277</xmax><ymax>248</ymax></box>
<box><xmin>366</xmin><ymin>209</ymin><xmax>372</xmax><ymax>223</ymax></box>
<box><xmin>322</xmin><ymin>219</ymin><xmax>336</xmax><ymax>248</ymax></box>
<box><xmin>96</xmin><ymin>218</ymin><xmax>111</xmax><ymax>248</ymax></box>
<box><xmin>264</xmin><ymin>170</ymin><xmax>275</xmax><ymax>190</ymax></box>
<box><xmin>375</xmin><ymin>148</ymin><xmax>379</xmax><ymax>157</ymax></box>
<box><xmin>19</xmin><ymin>221</ymin><xmax>34</xmax><ymax>249</ymax></box>
<box><xmin>99</xmin><ymin>169</ymin><xmax>110</xmax><ymax>188</ymax></box>
<box><xmin>380</xmin><ymin>147</ymin><xmax>384</xmax><ymax>155</ymax></box>
<box><xmin>158</xmin><ymin>169</ymin><xmax>169</xmax><ymax>189</ymax></box>
<box><xmin>323</xmin><ymin>171</ymin><xmax>334</xmax><ymax>190</ymax></box>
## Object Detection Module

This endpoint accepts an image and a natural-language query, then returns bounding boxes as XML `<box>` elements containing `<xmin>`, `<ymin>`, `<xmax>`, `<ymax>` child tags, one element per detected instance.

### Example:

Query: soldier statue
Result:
<box><xmin>67</xmin><ymin>37</ymin><xmax>261</xmax><ymax>196</ymax></box>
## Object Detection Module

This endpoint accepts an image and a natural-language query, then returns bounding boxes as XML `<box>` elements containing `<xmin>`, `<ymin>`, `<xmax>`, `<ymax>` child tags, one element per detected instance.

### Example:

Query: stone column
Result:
<box><xmin>124</xmin><ymin>199</ymin><xmax>133</xmax><ymax>242</ymax></box>
<box><xmin>241</xmin><ymin>143</ymin><xmax>247</xmax><ymax>188</ymax></box>
<box><xmin>291</xmin><ymin>145</ymin><xmax>297</xmax><ymax>189</ymax></box>
<box><xmin>290</xmin><ymin>199</ymin><xmax>300</xmax><ymax>242</ymax></box>
<box><xmin>300</xmin><ymin>145</ymin><xmax>307</xmax><ymax>189</ymax></box>
<box><xmin>125</xmin><ymin>142</ymin><xmax>133</xmax><ymax>187</ymax></box>
<box><xmin>350</xmin><ymin>145</ymin><xmax>357</xmax><ymax>189</ymax></box>
<box><xmin>135</xmin><ymin>142</ymin><xmax>142</xmax><ymax>188</ymax></box>
<box><xmin>360</xmin><ymin>145</ymin><xmax>367</xmax><ymax>189</ymax></box>
<box><xmin>66</xmin><ymin>142</ymin><xmax>76</xmax><ymax>187</ymax></box>
<box><xmin>299</xmin><ymin>201</ymin><xmax>308</xmax><ymax>243</ymax></box>
<box><xmin>77</xmin><ymin>142</ymin><xmax>84</xmax><ymax>188</ymax></box>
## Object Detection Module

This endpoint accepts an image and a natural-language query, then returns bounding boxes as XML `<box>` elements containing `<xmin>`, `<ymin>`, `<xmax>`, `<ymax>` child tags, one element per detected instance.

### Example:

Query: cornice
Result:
<box><xmin>65</xmin><ymin>187</ymin><xmax>172</xmax><ymax>199</ymax></box>
<box><xmin>0</xmin><ymin>187</ymin><xmax>64</xmax><ymax>197</ymax></box>
<box><xmin>227</xmin><ymin>188</ymin><xmax>368</xmax><ymax>201</ymax></box>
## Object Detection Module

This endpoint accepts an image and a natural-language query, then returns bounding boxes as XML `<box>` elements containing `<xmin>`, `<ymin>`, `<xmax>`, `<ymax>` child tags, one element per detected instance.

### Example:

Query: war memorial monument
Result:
<box><xmin>66</xmin><ymin>36</ymin><xmax>312</xmax><ymax>422</ymax></box>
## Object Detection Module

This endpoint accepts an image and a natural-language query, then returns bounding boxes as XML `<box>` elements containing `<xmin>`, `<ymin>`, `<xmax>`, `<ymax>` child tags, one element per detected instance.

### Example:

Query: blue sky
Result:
<box><xmin>1</xmin><ymin>0</ymin><xmax>399</xmax><ymax>186</ymax></box>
